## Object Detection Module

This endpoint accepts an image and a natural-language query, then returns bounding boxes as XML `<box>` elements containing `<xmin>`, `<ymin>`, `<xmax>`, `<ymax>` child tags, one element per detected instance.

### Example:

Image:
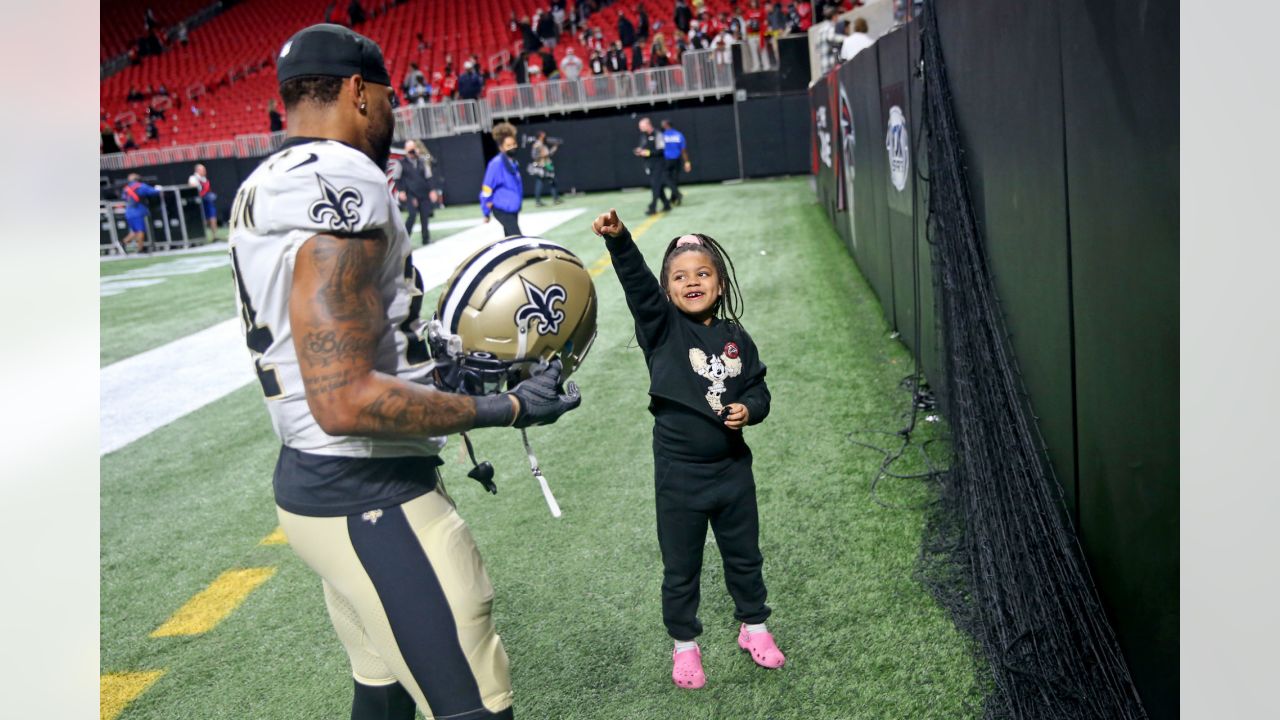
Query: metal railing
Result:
<box><xmin>99</xmin><ymin>50</ymin><xmax>735</xmax><ymax>170</ymax></box>
<box><xmin>100</xmin><ymin>140</ymin><xmax>237</xmax><ymax>170</ymax></box>
<box><xmin>392</xmin><ymin>99</ymin><xmax>486</xmax><ymax>142</ymax></box>
<box><xmin>483</xmin><ymin>48</ymin><xmax>734</xmax><ymax>120</ymax></box>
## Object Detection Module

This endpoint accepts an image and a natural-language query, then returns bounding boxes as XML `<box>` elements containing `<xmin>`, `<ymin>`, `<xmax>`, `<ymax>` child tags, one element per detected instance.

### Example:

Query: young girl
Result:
<box><xmin>592</xmin><ymin>208</ymin><xmax>785</xmax><ymax>689</ymax></box>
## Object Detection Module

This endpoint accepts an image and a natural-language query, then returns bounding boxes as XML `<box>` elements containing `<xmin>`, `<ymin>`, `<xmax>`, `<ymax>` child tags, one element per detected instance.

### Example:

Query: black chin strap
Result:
<box><xmin>460</xmin><ymin>431</ymin><xmax>497</xmax><ymax>494</ymax></box>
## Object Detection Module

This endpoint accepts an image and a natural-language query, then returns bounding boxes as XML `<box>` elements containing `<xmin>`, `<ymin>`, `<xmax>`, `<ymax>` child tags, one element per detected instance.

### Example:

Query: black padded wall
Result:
<box><xmin>808</xmin><ymin>2</ymin><xmax>1177</xmax><ymax>713</ymax></box>
<box><xmin>877</xmin><ymin>29</ymin><xmax>918</xmax><ymax>352</ymax></box>
<box><xmin>847</xmin><ymin>46</ymin><xmax>894</xmax><ymax>326</ymax></box>
<box><xmin>934</xmin><ymin>0</ymin><xmax>1077</xmax><ymax>509</ymax></box>
<box><xmin>1059</xmin><ymin>1</ymin><xmax>1179</xmax><ymax>715</ymax></box>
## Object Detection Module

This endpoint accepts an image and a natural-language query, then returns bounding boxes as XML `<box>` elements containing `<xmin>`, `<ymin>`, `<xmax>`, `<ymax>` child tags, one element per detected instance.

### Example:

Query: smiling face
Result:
<box><xmin>665</xmin><ymin>248</ymin><xmax>722</xmax><ymax>323</ymax></box>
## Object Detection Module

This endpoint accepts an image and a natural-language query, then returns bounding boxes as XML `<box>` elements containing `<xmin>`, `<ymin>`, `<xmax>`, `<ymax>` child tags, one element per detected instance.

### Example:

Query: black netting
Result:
<box><xmin>909</xmin><ymin>2</ymin><xmax>1149</xmax><ymax>718</ymax></box>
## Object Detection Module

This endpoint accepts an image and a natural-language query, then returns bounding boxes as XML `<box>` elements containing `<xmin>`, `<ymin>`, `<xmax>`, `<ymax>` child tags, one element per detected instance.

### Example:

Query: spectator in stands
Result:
<box><xmin>840</xmin><ymin>18</ymin><xmax>873</xmax><ymax>61</ymax></box>
<box><xmin>631</xmin><ymin>39</ymin><xmax>645</xmax><ymax>69</ymax></box>
<box><xmin>538</xmin><ymin>47</ymin><xmax>559</xmax><ymax>80</ymax></box>
<box><xmin>127</xmin><ymin>86</ymin><xmax>143</xmax><ymax>102</ymax></box>
<box><xmin>618</xmin><ymin>10</ymin><xmax>636</xmax><ymax>48</ymax></box>
<box><xmin>442</xmin><ymin>71</ymin><xmax>458</xmax><ymax>99</ymax></box>
<box><xmin>444</xmin><ymin>53</ymin><xmax>456</xmax><ymax>77</ymax></box>
<box><xmin>347</xmin><ymin>0</ymin><xmax>366</xmax><ymax>26</ymax></box>
<box><xmin>513</xmin><ymin>52</ymin><xmax>530</xmax><ymax>84</ymax></box>
<box><xmin>560</xmin><ymin>47</ymin><xmax>584</xmax><ymax>81</ymax></box>
<box><xmin>101</xmin><ymin>122</ymin><xmax>121</xmax><ymax>154</ymax></box>
<box><xmin>268</xmin><ymin>99</ymin><xmax>283</xmax><ymax>132</ymax></box>
<box><xmin>552</xmin><ymin>2</ymin><xmax>567</xmax><ymax>35</ymax></box>
<box><xmin>818</xmin><ymin>6</ymin><xmax>843</xmax><ymax>73</ymax></box>
<box><xmin>650</xmin><ymin>34</ymin><xmax>671</xmax><ymax>68</ymax></box>
<box><xmin>396</xmin><ymin>140</ymin><xmax>438</xmax><ymax>245</ymax></box>
<box><xmin>519</xmin><ymin>15</ymin><xmax>542</xmax><ymax>52</ymax></box>
<box><xmin>143</xmin><ymin>7</ymin><xmax>157</xmax><ymax>32</ymax></box>
<box><xmin>688</xmin><ymin>20</ymin><xmax>709</xmax><ymax>50</ymax></box>
<box><xmin>121</xmin><ymin>172</ymin><xmax>160</xmax><ymax>253</ymax></box>
<box><xmin>530</xmin><ymin>130</ymin><xmax>562</xmax><ymax>206</ymax></box>
<box><xmin>637</xmin><ymin>5</ymin><xmax>651</xmax><ymax>42</ymax></box>
<box><xmin>675</xmin><ymin>0</ymin><xmax>693</xmax><ymax>34</ymax></box>
<box><xmin>145</xmin><ymin>118</ymin><xmax>160</xmax><ymax>141</ymax></box>
<box><xmin>537</xmin><ymin>8</ymin><xmax>559</xmax><ymax>48</ymax></box>
<box><xmin>480</xmin><ymin>122</ymin><xmax>525</xmax><ymax>236</ymax></box>
<box><xmin>188</xmin><ymin>164</ymin><xmax>219</xmax><ymax>236</ymax></box>
<box><xmin>402</xmin><ymin>62</ymin><xmax>426</xmax><ymax>97</ymax></box>
<box><xmin>457</xmin><ymin>61</ymin><xmax>484</xmax><ymax>100</ymax></box>
<box><xmin>589</xmin><ymin>49</ymin><xmax>606</xmax><ymax>75</ymax></box>
<box><xmin>417</xmin><ymin>31</ymin><xmax>428</xmax><ymax>53</ymax></box>
<box><xmin>768</xmin><ymin>2</ymin><xmax>787</xmax><ymax>33</ymax></box>
<box><xmin>408</xmin><ymin>75</ymin><xmax>430</xmax><ymax>105</ymax></box>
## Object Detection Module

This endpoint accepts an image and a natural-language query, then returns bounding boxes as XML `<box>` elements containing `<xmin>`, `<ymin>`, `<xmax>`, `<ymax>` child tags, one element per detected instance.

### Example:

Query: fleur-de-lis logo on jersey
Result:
<box><xmin>514</xmin><ymin>276</ymin><xmax>567</xmax><ymax>335</ymax></box>
<box><xmin>308</xmin><ymin>174</ymin><xmax>364</xmax><ymax>231</ymax></box>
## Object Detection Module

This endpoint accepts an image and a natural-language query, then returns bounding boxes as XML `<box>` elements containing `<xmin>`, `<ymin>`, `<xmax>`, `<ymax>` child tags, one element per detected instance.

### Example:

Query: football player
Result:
<box><xmin>227</xmin><ymin>24</ymin><xmax>580</xmax><ymax>720</ymax></box>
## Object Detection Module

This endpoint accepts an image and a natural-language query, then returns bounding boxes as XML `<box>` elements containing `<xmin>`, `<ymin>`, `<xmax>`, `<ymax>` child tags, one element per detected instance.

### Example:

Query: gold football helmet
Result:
<box><xmin>428</xmin><ymin>236</ymin><xmax>597</xmax><ymax>395</ymax></box>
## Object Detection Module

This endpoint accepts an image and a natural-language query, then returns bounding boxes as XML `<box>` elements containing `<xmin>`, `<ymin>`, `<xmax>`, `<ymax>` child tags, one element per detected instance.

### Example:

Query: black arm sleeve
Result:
<box><xmin>604</xmin><ymin>227</ymin><xmax>670</xmax><ymax>350</ymax></box>
<box><xmin>737</xmin><ymin>332</ymin><xmax>771</xmax><ymax>425</ymax></box>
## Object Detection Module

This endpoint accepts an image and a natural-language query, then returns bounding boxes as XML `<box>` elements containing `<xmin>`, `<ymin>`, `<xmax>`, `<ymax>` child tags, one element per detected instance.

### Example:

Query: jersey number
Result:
<box><xmin>230</xmin><ymin>247</ymin><xmax>283</xmax><ymax>398</ymax></box>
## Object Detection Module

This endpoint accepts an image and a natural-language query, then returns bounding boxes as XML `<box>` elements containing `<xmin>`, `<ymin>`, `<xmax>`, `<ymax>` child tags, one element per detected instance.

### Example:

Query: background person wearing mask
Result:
<box><xmin>396</xmin><ymin>140</ymin><xmax>438</xmax><ymax>245</ymax></box>
<box><xmin>480</xmin><ymin>122</ymin><xmax>525</xmax><ymax>236</ymax></box>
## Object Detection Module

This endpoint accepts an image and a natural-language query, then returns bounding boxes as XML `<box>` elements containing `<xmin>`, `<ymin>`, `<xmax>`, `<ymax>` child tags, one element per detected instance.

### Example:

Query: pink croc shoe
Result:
<box><xmin>671</xmin><ymin>645</ymin><xmax>706</xmax><ymax>689</ymax></box>
<box><xmin>738</xmin><ymin>624</ymin><xmax>786</xmax><ymax>669</ymax></box>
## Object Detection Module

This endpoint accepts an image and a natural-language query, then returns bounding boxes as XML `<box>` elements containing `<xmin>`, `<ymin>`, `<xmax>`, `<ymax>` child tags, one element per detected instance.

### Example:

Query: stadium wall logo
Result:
<box><xmin>815</xmin><ymin>106</ymin><xmax>833</xmax><ymax>168</ymax></box>
<box><xmin>885</xmin><ymin>105</ymin><xmax>910</xmax><ymax>192</ymax></box>
<box><xmin>515</xmin><ymin>277</ymin><xmax>567</xmax><ymax>335</ymax></box>
<box><xmin>308</xmin><ymin>175</ymin><xmax>364</xmax><ymax>231</ymax></box>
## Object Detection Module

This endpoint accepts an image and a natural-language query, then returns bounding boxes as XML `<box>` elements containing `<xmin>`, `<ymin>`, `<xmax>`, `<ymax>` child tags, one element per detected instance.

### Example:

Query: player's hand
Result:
<box><xmin>483</xmin><ymin>215</ymin><xmax>491</xmax><ymax>223</ymax></box>
<box><xmin>683</xmin><ymin>161</ymin><xmax>692</xmax><ymax>173</ymax></box>
<box><xmin>398</xmin><ymin>191</ymin><xmax>407</xmax><ymax>202</ymax></box>
<box><xmin>722</xmin><ymin>403</ymin><xmax>749</xmax><ymax>430</ymax></box>
<box><xmin>510</xmin><ymin>359</ymin><xmax>582</xmax><ymax>428</ymax></box>
<box><xmin>592</xmin><ymin>208</ymin><xmax>626</xmax><ymax>238</ymax></box>
<box><xmin>633</xmin><ymin>148</ymin><xmax>643</xmax><ymax>156</ymax></box>
<box><xmin>429</xmin><ymin>190</ymin><xmax>440</xmax><ymax>203</ymax></box>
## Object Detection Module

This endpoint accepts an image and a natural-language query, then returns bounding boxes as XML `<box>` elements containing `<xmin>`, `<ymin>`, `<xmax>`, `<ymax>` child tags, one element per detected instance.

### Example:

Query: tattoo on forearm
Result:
<box><xmin>309</xmin><ymin>236</ymin><xmax>383</xmax><ymax>322</ymax></box>
<box><xmin>356</xmin><ymin>387</ymin><xmax>474</xmax><ymax>435</ymax></box>
<box><xmin>304</xmin><ymin>369</ymin><xmax>357</xmax><ymax>396</ymax></box>
<box><xmin>299</xmin><ymin>330</ymin><xmax>377</xmax><ymax>368</ymax></box>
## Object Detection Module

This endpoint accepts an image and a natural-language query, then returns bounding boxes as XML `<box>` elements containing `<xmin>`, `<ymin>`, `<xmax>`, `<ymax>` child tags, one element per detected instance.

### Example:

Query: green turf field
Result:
<box><xmin>101</xmin><ymin>177</ymin><xmax>982</xmax><ymax>719</ymax></box>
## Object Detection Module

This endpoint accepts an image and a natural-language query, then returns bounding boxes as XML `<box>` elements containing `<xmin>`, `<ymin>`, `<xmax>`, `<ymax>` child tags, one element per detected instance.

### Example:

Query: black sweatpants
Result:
<box><xmin>646</xmin><ymin>162</ymin><xmax>670</xmax><ymax>212</ymax></box>
<box><xmin>404</xmin><ymin>191</ymin><xmax>432</xmax><ymax>244</ymax></box>
<box><xmin>654</xmin><ymin>451</ymin><xmax>770</xmax><ymax>641</ymax></box>
<box><xmin>491</xmin><ymin>208</ymin><xmax>522</xmax><ymax>237</ymax></box>
<box><xmin>662</xmin><ymin>158</ymin><xmax>683</xmax><ymax>203</ymax></box>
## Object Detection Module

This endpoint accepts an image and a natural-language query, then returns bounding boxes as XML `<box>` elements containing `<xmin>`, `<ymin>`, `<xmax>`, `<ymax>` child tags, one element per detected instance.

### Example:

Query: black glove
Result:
<box><xmin>509</xmin><ymin>358</ymin><xmax>582</xmax><ymax>428</ymax></box>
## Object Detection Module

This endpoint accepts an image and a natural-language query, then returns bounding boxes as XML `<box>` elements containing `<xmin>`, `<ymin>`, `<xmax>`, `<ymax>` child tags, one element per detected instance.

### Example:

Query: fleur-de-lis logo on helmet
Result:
<box><xmin>515</xmin><ymin>276</ymin><xmax>567</xmax><ymax>335</ymax></box>
<box><xmin>307</xmin><ymin>174</ymin><xmax>364</xmax><ymax>231</ymax></box>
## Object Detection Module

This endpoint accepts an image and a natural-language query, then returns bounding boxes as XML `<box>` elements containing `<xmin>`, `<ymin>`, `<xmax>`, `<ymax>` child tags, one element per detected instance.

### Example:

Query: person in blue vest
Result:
<box><xmin>479</xmin><ymin>121</ymin><xmax>524</xmax><ymax>237</ymax></box>
<box><xmin>121</xmin><ymin>172</ymin><xmax>161</xmax><ymax>253</ymax></box>
<box><xmin>660</xmin><ymin>119</ymin><xmax>693</xmax><ymax>206</ymax></box>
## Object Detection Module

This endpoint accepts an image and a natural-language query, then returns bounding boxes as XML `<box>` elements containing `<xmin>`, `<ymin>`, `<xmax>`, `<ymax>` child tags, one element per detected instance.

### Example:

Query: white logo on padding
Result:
<box><xmin>885</xmin><ymin>105</ymin><xmax>910</xmax><ymax>192</ymax></box>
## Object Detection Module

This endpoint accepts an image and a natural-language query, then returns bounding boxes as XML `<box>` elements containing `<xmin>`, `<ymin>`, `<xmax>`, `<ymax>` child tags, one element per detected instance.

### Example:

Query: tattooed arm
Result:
<box><xmin>290</xmin><ymin>232</ymin><xmax>518</xmax><ymax>437</ymax></box>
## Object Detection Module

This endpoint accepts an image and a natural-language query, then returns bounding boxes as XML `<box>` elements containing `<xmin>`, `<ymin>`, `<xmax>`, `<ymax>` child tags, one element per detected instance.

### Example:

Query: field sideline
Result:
<box><xmin>100</xmin><ymin>177</ymin><xmax>982</xmax><ymax>719</ymax></box>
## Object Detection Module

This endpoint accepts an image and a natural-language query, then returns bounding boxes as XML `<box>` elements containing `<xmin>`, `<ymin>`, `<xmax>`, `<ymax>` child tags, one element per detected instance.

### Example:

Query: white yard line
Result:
<box><xmin>100</xmin><ymin>208</ymin><xmax>585</xmax><ymax>457</ymax></box>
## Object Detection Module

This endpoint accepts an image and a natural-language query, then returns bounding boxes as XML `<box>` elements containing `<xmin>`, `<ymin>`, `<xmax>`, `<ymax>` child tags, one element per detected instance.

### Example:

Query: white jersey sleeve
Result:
<box><xmin>227</xmin><ymin>139</ymin><xmax>444</xmax><ymax>459</ymax></box>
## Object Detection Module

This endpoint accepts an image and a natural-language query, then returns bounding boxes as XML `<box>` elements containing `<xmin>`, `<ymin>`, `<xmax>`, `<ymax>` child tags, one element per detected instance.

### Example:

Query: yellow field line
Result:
<box><xmin>259</xmin><ymin>526</ymin><xmax>288</xmax><ymax>546</ymax></box>
<box><xmin>587</xmin><ymin>210</ymin><xmax>666</xmax><ymax>277</ymax></box>
<box><xmin>151</xmin><ymin>567</ymin><xmax>277</xmax><ymax>638</ymax></box>
<box><xmin>101</xmin><ymin>670</ymin><xmax>165</xmax><ymax>720</ymax></box>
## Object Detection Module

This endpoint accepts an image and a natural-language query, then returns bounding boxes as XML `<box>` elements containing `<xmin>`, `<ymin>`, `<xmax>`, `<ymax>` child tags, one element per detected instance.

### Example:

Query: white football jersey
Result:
<box><xmin>228</xmin><ymin>138</ymin><xmax>444</xmax><ymax>458</ymax></box>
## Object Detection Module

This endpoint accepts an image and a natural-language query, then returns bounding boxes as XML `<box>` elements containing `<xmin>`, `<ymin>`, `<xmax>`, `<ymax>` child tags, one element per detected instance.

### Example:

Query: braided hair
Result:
<box><xmin>659</xmin><ymin>233</ymin><xmax>745</xmax><ymax>327</ymax></box>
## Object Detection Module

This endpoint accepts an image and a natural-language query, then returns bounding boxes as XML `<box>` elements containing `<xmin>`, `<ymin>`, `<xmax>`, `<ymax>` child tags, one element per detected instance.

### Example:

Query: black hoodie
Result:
<box><xmin>605</xmin><ymin>228</ymin><xmax>770</xmax><ymax>462</ymax></box>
